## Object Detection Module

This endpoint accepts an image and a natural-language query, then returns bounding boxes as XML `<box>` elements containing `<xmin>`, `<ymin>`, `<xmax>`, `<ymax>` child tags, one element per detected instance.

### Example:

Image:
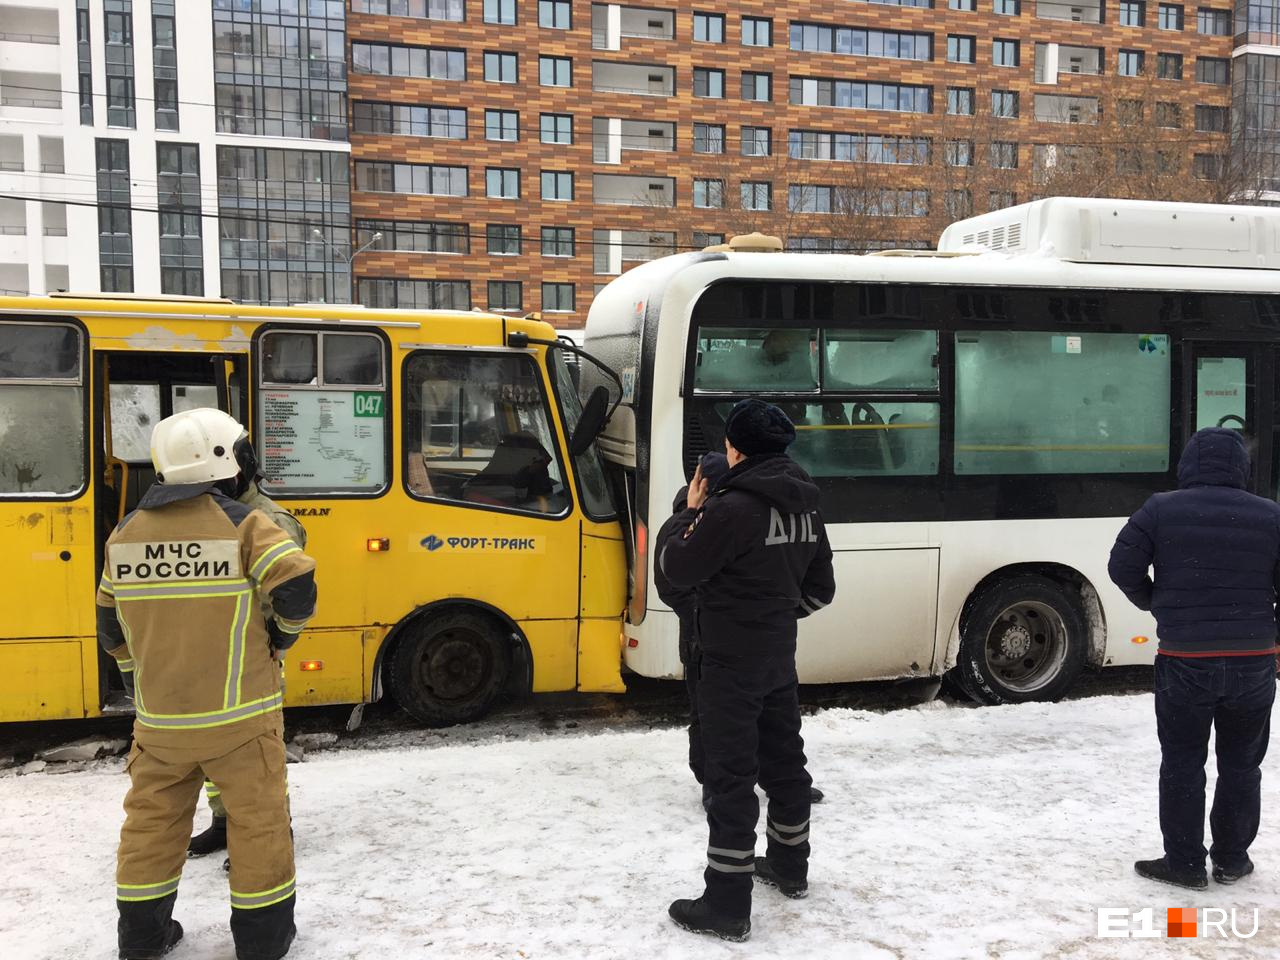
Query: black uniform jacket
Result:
<box><xmin>657</xmin><ymin>453</ymin><xmax>836</xmax><ymax>656</ymax></box>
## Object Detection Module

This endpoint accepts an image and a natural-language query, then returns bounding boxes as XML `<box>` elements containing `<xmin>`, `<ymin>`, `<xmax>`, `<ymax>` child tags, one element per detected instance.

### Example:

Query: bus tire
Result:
<box><xmin>954</xmin><ymin>575</ymin><xmax>1087</xmax><ymax>705</ymax></box>
<box><xmin>386</xmin><ymin>609</ymin><xmax>512</xmax><ymax>727</ymax></box>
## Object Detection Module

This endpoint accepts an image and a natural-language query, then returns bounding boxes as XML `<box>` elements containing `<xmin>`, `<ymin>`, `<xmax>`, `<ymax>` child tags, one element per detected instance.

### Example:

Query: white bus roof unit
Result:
<box><xmin>937</xmin><ymin>197</ymin><xmax>1280</xmax><ymax>270</ymax></box>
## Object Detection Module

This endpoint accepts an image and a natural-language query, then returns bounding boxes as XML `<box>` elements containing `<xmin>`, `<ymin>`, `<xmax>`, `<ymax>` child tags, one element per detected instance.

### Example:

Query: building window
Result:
<box><xmin>1157</xmin><ymin>52</ymin><xmax>1184</xmax><ymax>79</ymax></box>
<box><xmin>542</xmin><ymin>227</ymin><xmax>575</xmax><ymax>257</ymax></box>
<box><xmin>989</xmin><ymin>191</ymin><xmax>1016</xmax><ymax>211</ymax></box>
<box><xmin>357</xmin><ymin>162</ymin><xmax>467</xmax><ymax>196</ymax></box>
<box><xmin>741</xmin><ymin>181</ymin><xmax>772</xmax><ymax>211</ymax></box>
<box><xmin>484</xmin><ymin>52</ymin><xmax>518</xmax><ymax>83</ymax></box>
<box><xmin>990</xmin><ymin>142</ymin><xmax>1019</xmax><ymax>169</ymax></box>
<box><xmin>993</xmin><ymin>0</ymin><xmax>1019</xmax><ymax>13</ymax></box>
<box><xmin>946</xmin><ymin>140</ymin><xmax>974</xmax><ymax>167</ymax></box>
<box><xmin>486</xmin><ymin>168</ymin><xmax>520</xmax><ymax>199</ymax></box>
<box><xmin>542</xmin><ymin>283</ymin><xmax>575</xmax><ymax>313</ymax></box>
<box><xmin>156</xmin><ymin>142</ymin><xmax>202</xmax><ymax>296</ymax></box>
<box><xmin>483</xmin><ymin>0</ymin><xmax>516</xmax><ymax>25</ymax></box>
<box><xmin>356</xmin><ymin>219</ymin><xmax>469</xmax><ymax>255</ymax></box>
<box><xmin>152</xmin><ymin>4</ymin><xmax>178</xmax><ymax>131</ymax></box>
<box><xmin>1118</xmin><ymin>50</ymin><xmax>1144</xmax><ymax>76</ymax></box>
<box><xmin>992</xmin><ymin>39</ymin><xmax>1019</xmax><ymax>67</ymax></box>
<box><xmin>540</xmin><ymin>113</ymin><xmax>573</xmax><ymax>144</ymax></box>
<box><xmin>742</xmin><ymin>17</ymin><xmax>771</xmax><ymax>46</ymax></box>
<box><xmin>1195</xmin><ymin>104</ymin><xmax>1228</xmax><ymax>131</ymax></box>
<box><xmin>1158</xmin><ymin>3</ymin><xmax>1184</xmax><ymax>28</ymax></box>
<box><xmin>1197</xmin><ymin>8</ymin><xmax>1230</xmax><ymax>34</ymax></box>
<box><xmin>486</xmin><ymin>109</ymin><xmax>518</xmax><ymax>141</ymax></box>
<box><xmin>97</xmin><ymin>138</ymin><xmax>132</xmax><ymax>291</ymax></box>
<box><xmin>694</xmin><ymin>68</ymin><xmax>725</xmax><ymax>98</ymax></box>
<box><xmin>539</xmin><ymin>56</ymin><xmax>571</xmax><ymax>87</ymax></box>
<box><xmin>488</xmin><ymin>280</ymin><xmax>522</xmax><ymax>312</ymax></box>
<box><xmin>538</xmin><ymin>0</ymin><xmax>570</xmax><ymax>29</ymax></box>
<box><xmin>1196</xmin><ymin>57</ymin><xmax>1229</xmax><ymax>84</ymax></box>
<box><xmin>948</xmin><ymin>87</ymin><xmax>975</xmax><ymax>115</ymax></box>
<box><xmin>693</xmin><ymin>123</ymin><xmax>725</xmax><ymax>153</ymax></box>
<box><xmin>352</xmin><ymin>102</ymin><xmax>467</xmax><ymax>138</ymax></box>
<box><xmin>76</xmin><ymin>0</ymin><xmax>93</xmax><ymax>124</ymax></box>
<box><xmin>1193</xmin><ymin>153</ymin><xmax>1223</xmax><ymax>179</ymax></box>
<box><xmin>1155</xmin><ymin>101</ymin><xmax>1182</xmax><ymax>126</ymax></box>
<box><xmin>948</xmin><ymin>35</ymin><xmax>976</xmax><ymax>64</ymax></box>
<box><xmin>741</xmin><ymin>72</ymin><xmax>772</xmax><ymax>101</ymax></box>
<box><xmin>787</xmin><ymin>131</ymin><xmax>930</xmax><ymax>165</ymax></box>
<box><xmin>789</xmin><ymin>24</ymin><xmax>932</xmax><ymax>61</ymax></box>
<box><xmin>487</xmin><ymin>224</ymin><xmax>521</xmax><ymax>256</ymax></box>
<box><xmin>694</xmin><ymin>231</ymin><xmax>725</xmax><ymax>247</ymax></box>
<box><xmin>741</xmin><ymin>126</ymin><xmax>772</xmax><ymax>156</ymax></box>
<box><xmin>541</xmin><ymin>171</ymin><xmax>574</xmax><ymax>201</ymax></box>
<box><xmin>949</xmin><ymin>0</ymin><xmax>976</xmax><ymax>8</ymax></box>
<box><xmin>693</xmin><ymin>178</ymin><xmax>724</xmax><ymax>208</ymax></box>
<box><xmin>694</xmin><ymin>12</ymin><xmax>725</xmax><ymax>43</ymax></box>
<box><xmin>352</xmin><ymin>43</ymin><xmax>466</xmax><ymax>80</ymax></box>
<box><xmin>789</xmin><ymin>77</ymin><xmax>932</xmax><ymax>113</ymax></box>
<box><xmin>353</xmin><ymin>0</ymin><xmax>465</xmax><ymax>20</ymax></box>
<box><xmin>992</xmin><ymin>90</ymin><xmax>1019</xmax><ymax>118</ymax></box>
<box><xmin>360</xmin><ymin>278</ymin><xmax>469</xmax><ymax>309</ymax></box>
<box><xmin>1117</xmin><ymin>98</ymin><xmax>1145</xmax><ymax>124</ymax></box>
<box><xmin>1119</xmin><ymin>0</ymin><xmax>1145</xmax><ymax>25</ymax></box>
<box><xmin>104</xmin><ymin>5</ymin><xmax>136</xmax><ymax>128</ymax></box>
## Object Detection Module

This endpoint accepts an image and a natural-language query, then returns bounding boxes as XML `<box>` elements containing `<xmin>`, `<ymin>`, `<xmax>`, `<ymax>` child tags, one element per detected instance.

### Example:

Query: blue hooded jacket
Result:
<box><xmin>1107</xmin><ymin>428</ymin><xmax>1280</xmax><ymax>655</ymax></box>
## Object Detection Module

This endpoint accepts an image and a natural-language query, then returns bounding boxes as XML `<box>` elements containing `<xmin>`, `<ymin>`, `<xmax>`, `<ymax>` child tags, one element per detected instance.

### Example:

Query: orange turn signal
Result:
<box><xmin>299</xmin><ymin>660</ymin><xmax>324</xmax><ymax>672</ymax></box>
<box><xmin>1131</xmin><ymin>636</ymin><xmax>1151</xmax><ymax>645</ymax></box>
<box><xmin>367</xmin><ymin>537</ymin><xmax>390</xmax><ymax>552</ymax></box>
<box><xmin>627</xmin><ymin>638</ymin><xmax>639</xmax><ymax>648</ymax></box>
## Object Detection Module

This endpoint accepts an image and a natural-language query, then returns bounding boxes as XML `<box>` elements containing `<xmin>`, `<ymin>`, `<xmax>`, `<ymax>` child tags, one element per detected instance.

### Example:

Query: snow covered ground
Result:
<box><xmin>2</xmin><ymin>691</ymin><xmax>1277</xmax><ymax>959</ymax></box>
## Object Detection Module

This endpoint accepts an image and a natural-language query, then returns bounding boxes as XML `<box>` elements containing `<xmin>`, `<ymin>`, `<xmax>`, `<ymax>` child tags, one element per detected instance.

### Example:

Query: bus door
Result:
<box><xmin>93</xmin><ymin>350</ymin><xmax>248</xmax><ymax>706</ymax></box>
<box><xmin>1183</xmin><ymin>341</ymin><xmax>1274</xmax><ymax>497</ymax></box>
<box><xmin>0</xmin><ymin>318</ymin><xmax>95</xmax><ymax>721</ymax></box>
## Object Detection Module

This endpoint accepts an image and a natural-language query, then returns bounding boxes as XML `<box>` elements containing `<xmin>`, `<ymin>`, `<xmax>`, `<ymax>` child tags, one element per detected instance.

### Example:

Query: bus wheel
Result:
<box><xmin>386</xmin><ymin>609</ymin><xmax>512</xmax><ymax>726</ymax></box>
<box><xmin>955</xmin><ymin>576</ymin><xmax>1087</xmax><ymax>705</ymax></box>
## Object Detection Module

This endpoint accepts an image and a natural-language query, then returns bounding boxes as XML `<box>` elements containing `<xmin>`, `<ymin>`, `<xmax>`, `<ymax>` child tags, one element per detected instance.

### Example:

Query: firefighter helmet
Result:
<box><xmin>151</xmin><ymin>408</ymin><xmax>248</xmax><ymax>485</ymax></box>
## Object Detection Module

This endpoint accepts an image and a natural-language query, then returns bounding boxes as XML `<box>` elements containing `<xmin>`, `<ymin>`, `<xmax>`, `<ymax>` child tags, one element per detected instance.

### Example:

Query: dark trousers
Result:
<box><xmin>1154</xmin><ymin>654</ymin><xmax>1276</xmax><ymax>871</ymax></box>
<box><xmin>697</xmin><ymin>648</ymin><xmax>812</xmax><ymax>919</ymax></box>
<box><xmin>680</xmin><ymin>631</ymin><xmax>706</xmax><ymax>783</ymax></box>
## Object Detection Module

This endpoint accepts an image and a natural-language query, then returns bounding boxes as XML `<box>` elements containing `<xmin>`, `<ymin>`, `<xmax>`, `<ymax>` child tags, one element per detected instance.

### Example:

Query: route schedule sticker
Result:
<box><xmin>261</xmin><ymin>389</ymin><xmax>386</xmax><ymax>490</ymax></box>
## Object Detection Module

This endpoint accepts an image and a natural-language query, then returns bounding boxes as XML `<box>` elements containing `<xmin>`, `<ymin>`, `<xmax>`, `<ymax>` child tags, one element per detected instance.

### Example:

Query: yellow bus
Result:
<box><xmin>0</xmin><ymin>294</ymin><xmax>627</xmax><ymax>726</ymax></box>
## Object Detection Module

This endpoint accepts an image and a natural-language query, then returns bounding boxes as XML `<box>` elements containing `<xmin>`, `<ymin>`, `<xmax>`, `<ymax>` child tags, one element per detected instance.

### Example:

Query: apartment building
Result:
<box><xmin>0</xmin><ymin>0</ymin><xmax>350</xmax><ymax>300</ymax></box>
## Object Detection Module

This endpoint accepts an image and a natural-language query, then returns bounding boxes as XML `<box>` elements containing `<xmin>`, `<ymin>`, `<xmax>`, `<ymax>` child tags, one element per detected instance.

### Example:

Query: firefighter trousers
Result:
<box><xmin>118</xmin><ymin>726</ymin><xmax>296</xmax><ymax>960</ymax></box>
<box><xmin>697</xmin><ymin>647</ymin><xmax>812</xmax><ymax>919</ymax></box>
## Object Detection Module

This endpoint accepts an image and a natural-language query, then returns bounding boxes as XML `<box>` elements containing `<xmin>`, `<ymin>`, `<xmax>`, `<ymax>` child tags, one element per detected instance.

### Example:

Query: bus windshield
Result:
<box><xmin>550</xmin><ymin>350</ymin><xmax>615</xmax><ymax>520</ymax></box>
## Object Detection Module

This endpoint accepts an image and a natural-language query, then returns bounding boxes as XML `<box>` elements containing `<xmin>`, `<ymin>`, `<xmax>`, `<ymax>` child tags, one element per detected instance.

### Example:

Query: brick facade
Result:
<box><xmin>347</xmin><ymin>0</ymin><xmax>1234</xmax><ymax>326</ymax></box>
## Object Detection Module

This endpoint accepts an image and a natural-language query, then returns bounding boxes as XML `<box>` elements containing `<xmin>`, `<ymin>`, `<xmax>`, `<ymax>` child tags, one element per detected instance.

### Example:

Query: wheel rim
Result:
<box><xmin>982</xmin><ymin>600</ymin><xmax>1069</xmax><ymax>694</ymax></box>
<box><xmin>415</xmin><ymin>627</ymin><xmax>493</xmax><ymax>704</ymax></box>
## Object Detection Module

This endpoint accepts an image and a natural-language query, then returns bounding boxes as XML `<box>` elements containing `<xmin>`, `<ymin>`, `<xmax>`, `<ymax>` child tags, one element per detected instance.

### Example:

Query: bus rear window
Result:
<box><xmin>257</xmin><ymin>330</ymin><xmax>388</xmax><ymax>495</ymax></box>
<box><xmin>0</xmin><ymin>321</ymin><xmax>84</xmax><ymax>496</ymax></box>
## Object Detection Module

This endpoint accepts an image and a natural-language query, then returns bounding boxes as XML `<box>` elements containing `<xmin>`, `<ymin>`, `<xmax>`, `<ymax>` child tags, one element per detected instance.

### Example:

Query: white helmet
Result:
<box><xmin>151</xmin><ymin>408</ymin><xmax>247</xmax><ymax>485</ymax></box>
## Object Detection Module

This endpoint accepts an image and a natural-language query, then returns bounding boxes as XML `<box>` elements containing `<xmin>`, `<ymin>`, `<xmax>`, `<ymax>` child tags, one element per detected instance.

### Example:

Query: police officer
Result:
<box><xmin>660</xmin><ymin>399</ymin><xmax>835</xmax><ymax>941</ymax></box>
<box><xmin>189</xmin><ymin>449</ymin><xmax>307</xmax><ymax>863</ymax></box>
<box><xmin>97</xmin><ymin>408</ymin><xmax>317</xmax><ymax>960</ymax></box>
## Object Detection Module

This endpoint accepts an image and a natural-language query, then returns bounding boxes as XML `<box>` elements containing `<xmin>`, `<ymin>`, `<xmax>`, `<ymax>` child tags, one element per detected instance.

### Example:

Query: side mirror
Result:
<box><xmin>569</xmin><ymin>385</ymin><xmax>610</xmax><ymax>458</ymax></box>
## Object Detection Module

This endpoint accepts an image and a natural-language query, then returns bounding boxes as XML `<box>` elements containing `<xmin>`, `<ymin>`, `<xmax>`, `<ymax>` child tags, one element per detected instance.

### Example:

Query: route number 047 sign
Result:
<box><xmin>260</xmin><ymin>389</ymin><xmax>386</xmax><ymax>491</ymax></box>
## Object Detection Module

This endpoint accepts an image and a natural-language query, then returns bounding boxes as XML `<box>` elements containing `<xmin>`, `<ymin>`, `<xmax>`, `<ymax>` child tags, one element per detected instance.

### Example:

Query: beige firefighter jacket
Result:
<box><xmin>96</xmin><ymin>482</ymin><xmax>317</xmax><ymax>755</ymax></box>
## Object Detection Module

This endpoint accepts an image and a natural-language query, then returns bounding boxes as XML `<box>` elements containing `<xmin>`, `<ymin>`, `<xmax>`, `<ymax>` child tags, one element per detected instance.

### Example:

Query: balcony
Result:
<box><xmin>592</xmin><ymin>61</ymin><xmax>674</xmax><ymax>97</ymax></box>
<box><xmin>1035</xmin><ymin>43</ymin><xmax>1103</xmax><ymax>83</ymax></box>
<box><xmin>592</xmin><ymin>118</ymin><xmax>675</xmax><ymax>163</ymax></box>
<box><xmin>592</xmin><ymin>227</ymin><xmax>676</xmax><ymax>274</ymax></box>
<box><xmin>0</xmin><ymin>70</ymin><xmax>61</xmax><ymax>115</ymax></box>
<box><xmin>0</xmin><ymin>196</ymin><xmax>26</xmax><ymax>237</ymax></box>
<box><xmin>0</xmin><ymin>262</ymin><xmax>28</xmax><ymax>295</ymax></box>
<box><xmin>0</xmin><ymin>133</ymin><xmax>21</xmax><ymax>171</ymax></box>
<box><xmin>593</xmin><ymin>173</ymin><xmax>675</xmax><ymax>207</ymax></box>
<box><xmin>1035</xmin><ymin>0</ymin><xmax>1102</xmax><ymax>24</ymax></box>
<box><xmin>591</xmin><ymin>4</ymin><xmax>674</xmax><ymax>51</ymax></box>
<box><xmin>38</xmin><ymin>134</ymin><xmax>62</xmax><ymax>173</ymax></box>
<box><xmin>1035</xmin><ymin>93</ymin><xmax>1100</xmax><ymax>124</ymax></box>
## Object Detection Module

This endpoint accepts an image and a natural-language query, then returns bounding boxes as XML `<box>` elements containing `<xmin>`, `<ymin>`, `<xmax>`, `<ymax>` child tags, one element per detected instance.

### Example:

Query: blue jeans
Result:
<box><xmin>1154</xmin><ymin>654</ymin><xmax>1276</xmax><ymax>871</ymax></box>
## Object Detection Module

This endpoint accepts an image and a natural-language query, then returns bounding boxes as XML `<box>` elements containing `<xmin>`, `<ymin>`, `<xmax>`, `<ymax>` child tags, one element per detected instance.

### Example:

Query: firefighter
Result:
<box><xmin>189</xmin><ymin>447</ymin><xmax>307</xmax><ymax>863</ymax></box>
<box><xmin>98</xmin><ymin>408</ymin><xmax>316</xmax><ymax>960</ymax></box>
<box><xmin>660</xmin><ymin>399</ymin><xmax>835</xmax><ymax>941</ymax></box>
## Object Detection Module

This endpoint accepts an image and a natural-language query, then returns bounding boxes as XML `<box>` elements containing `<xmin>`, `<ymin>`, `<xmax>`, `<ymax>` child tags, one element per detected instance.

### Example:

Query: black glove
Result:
<box><xmin>120</xmin><ymin>667</ymin><xmax>135</xmax><ymax>699</ymax></box>
<box><xmin>267</xmin><ymin>619</ymin><xmax>293</xmax><ymax>654</ymax></box>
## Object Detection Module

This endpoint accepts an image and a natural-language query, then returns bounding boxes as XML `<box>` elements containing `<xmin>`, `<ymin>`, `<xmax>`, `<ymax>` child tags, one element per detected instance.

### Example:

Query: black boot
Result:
<box><xmin>1134</xmin><ymin>857</ymin><xmax>1208</xmax><ymax>890</ymax></box>
<box><xmin>668</xmin><ymin>897</ymin><xmax>750</xmax><ymax>942</ymax></box>
<box><xmin>120</xmin><ymin>919</ymin><xmax>183</xmax><ymax>960</ymax></box>
<box><xmin>754</xmin><ymin>856</ymin><xmax>808</xmax><ymax>899</ymax></box>
<box><xmin>188</xmin><ymin>815</ymin><xmax>227</xmax><ymax>857</ymax></box>
<box><xmin>1213</xmin><ymin>858</ymin><xmax>1255</xmax><ymax>884</ymax></box>
<box><xmin>810</xmin><ymin>786</ymin><xmax>824</xmax><ymax>804</ymax></box>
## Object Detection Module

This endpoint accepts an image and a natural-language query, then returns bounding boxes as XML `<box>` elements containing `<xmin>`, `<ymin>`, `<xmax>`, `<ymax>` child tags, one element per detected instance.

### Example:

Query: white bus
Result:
<box><xmin>582</xmin><ymin>198</ymin><xmax>1280</xmax><ymax>703</ymax></box>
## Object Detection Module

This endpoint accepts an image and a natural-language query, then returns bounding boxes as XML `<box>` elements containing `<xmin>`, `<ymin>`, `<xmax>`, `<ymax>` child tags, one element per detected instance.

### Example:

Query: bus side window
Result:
<box><xmin>0</xmin><ymin>321</ymin><xmax>84</xmax><ymax>496</ymax></box>
<box><xmin>404</xmin><ymin>351</ymin><xmax>570</xmax><ymax>516</ymax></box>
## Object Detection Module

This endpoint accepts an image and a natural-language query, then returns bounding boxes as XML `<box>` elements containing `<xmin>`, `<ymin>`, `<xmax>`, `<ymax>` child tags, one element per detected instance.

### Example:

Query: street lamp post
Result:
<box><xmin>312</xmin><ymin>228</ymin><xmax>382</xmax><ymax>304</ymax></box>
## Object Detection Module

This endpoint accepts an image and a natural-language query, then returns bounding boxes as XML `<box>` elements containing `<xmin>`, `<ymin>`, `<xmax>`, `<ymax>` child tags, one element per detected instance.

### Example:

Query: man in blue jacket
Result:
<box><xmin>660</xmin><ymin>399</ymin><xmax>836</xmax><ymax>941</ymax></box>
<box><xmin>1109</xmin><ymin>427</ymin><xmax>1279</xmax><ymax>890</ymax></box>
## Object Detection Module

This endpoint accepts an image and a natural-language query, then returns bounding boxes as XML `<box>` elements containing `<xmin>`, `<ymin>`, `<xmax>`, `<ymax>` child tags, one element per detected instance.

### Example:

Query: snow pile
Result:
<box><xmin>2</xmin><ymin>693</ymin><xmax>1277</xmax><ymax>959</ymax></box>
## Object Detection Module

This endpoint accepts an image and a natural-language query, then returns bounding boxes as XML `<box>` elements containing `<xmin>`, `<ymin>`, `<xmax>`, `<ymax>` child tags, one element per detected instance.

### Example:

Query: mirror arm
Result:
<box><xmin>507</xmin><ymin>332</ymin><xmax>625</xmax><ymax>419</ymax></box>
